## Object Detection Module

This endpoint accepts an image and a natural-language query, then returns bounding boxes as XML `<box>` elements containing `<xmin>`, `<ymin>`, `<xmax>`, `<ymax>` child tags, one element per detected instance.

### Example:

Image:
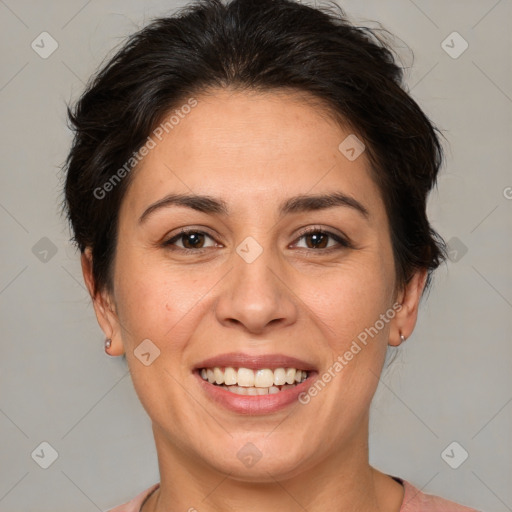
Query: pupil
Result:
<box><xmin>308</xmin><ymin>232</ymin><xmax>327</xmax><ymax>249</ymax></box>
<box><xmin>184</xmin><ymin>233</ymin><xmax>203</xmax><ymax>249</ymax></box>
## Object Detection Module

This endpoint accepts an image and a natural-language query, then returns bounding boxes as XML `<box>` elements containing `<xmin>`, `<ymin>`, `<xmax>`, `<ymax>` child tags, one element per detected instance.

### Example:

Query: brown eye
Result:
<box><xmin>181</xmin><ymin>232</ymin><xmax>205</xmax><ymax>249</ymax></box>
<box><xmin>294</xmin><ymin>228</ymin><xmax>351</xmax><ymax>251</ymax></box>
<box><xmin>304</xmin><ymin>231</ymin><xmax>329</xmax><ymax>249</ymax></box>
<box><xmin>163</xmin><ymin>230</ymin><xmax>217</xmax><ymax>251</ymax></box>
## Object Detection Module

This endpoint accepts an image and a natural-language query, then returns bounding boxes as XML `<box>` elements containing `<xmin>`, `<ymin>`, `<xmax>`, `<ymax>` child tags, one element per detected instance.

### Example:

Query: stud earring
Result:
<box><xmin>400</xmin><ymin>333</ymin><xmax>406</xmax><ymax>342</ymax></box>
<box><xmin>105</xmin><ymin>338</ymin><xmax>112</xmax><ymax>350</ymax></box>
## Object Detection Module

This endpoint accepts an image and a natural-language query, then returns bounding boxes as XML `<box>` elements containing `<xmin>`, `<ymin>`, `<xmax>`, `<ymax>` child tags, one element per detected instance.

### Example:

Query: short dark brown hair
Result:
<box><xmin>61</xmin><ymin>0</ymin><xmax>447</xmax><ymax>297</ymax></box>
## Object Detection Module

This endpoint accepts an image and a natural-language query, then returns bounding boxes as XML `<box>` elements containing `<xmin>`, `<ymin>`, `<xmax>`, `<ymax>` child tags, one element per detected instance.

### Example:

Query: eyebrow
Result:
<box><xmin>138</xmin><ymin>191</ymin><xmax>369</xmax><ymax>224</ymax></box>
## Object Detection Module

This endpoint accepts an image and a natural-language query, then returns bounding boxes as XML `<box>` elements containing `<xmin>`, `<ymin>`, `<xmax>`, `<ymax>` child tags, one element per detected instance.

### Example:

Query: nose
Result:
<box><xmin>214</xmin><ymin>247</ymin><xmax>299</xmax><ymax>335</ymax></box>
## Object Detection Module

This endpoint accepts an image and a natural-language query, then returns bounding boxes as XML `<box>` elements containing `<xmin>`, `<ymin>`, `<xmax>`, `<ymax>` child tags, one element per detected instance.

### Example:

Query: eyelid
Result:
<box><xmin>292</xmin><ymin>225</ymin><xmax>352</xmax><ymax>250</ymax></box>
<box><xmin>163</xmin><ymin>227</ymin><xmax>220</xmax><ymax>250</ymax></box>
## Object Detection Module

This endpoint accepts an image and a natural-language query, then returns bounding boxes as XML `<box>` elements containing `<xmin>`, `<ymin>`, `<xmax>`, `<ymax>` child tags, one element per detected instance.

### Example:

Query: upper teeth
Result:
<box><xmin>200</xmin><ymin>367</ymin><xmax>308</xmax><ymax>387</ymax></box>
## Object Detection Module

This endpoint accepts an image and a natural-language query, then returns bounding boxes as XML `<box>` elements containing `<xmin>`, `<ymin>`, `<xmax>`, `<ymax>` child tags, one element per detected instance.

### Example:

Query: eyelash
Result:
<box><xmin>295</xmin><ymin>227</ymin><xmax>352</xmax><ymax>252</ymax></box>
<box><xmin>162</xmin><ymin>226</ymin><xmax>352</xmax><ymax>254</ymax></box>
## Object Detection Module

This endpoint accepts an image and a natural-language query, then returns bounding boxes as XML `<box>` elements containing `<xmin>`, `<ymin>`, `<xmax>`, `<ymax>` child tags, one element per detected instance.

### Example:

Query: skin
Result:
<box><xmin>81</xmin><ymin>88</ymin><xmax>427</xmax><ymax>512</ymax></box>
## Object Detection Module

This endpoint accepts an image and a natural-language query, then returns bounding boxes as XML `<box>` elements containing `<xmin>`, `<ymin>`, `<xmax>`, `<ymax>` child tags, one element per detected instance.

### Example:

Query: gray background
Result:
<box><xmin>0</xmin><ymin>0</ymin><xmax>511</xmax><ymax>511</ymax></box>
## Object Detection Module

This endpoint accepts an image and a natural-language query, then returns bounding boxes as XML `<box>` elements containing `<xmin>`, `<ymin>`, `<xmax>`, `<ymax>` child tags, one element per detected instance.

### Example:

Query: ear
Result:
<box><xmin>81</xmin><ymin>248</ymin><xmax>125</xmax><ymax>356</ymax></box>
<box><xmin>389</xmin><ymin>268</ymin><xmax>428</xmax><ymax>347</ymax></box>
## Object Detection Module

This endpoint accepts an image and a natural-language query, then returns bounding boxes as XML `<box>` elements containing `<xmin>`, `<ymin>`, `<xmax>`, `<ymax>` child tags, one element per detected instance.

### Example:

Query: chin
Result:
<box><xmin>201</xmin><ymin>437</ymin><xmax>316</xmax><ymax>482</ymax></box>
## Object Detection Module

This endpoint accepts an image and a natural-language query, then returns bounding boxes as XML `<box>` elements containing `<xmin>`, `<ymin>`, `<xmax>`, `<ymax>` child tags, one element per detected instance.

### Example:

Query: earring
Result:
<box><xmin>105</xmin><ymin>338</ymin><xmax>112</xmax><ymax>350</ymax></box>
<box><xmin>400</xmin><ymin>333</ymin><xmax>406</xmax><ymax>342</ymax></box>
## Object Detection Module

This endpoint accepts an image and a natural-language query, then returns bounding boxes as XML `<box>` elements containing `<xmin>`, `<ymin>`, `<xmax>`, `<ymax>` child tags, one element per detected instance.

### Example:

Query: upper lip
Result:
<box><xmin>194</xmin><ymin>352</ymin><xmax>317</xmax><ymax>371</ymax></box>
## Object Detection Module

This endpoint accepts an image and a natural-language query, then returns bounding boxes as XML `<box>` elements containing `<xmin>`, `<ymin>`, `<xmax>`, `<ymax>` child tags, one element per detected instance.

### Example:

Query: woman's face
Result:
<box><xmin>86</xmin><ymin>88</ymin><xmax>423</xmax><ymax>480</ymax></box>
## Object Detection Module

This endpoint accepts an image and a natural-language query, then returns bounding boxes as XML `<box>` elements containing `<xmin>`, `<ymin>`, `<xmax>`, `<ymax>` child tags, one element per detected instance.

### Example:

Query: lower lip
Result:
<box><xmin>194</xmin><ymin>371</ymin><xmax>318</xmax><ymax>415</ymax></box>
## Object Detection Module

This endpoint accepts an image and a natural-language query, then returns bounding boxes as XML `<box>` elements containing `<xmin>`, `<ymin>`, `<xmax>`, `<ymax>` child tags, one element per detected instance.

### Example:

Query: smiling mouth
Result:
<box><xmin>198</xmin><ymin>366</ymin><xmax>309</xmax><ymax>395</ymax></box>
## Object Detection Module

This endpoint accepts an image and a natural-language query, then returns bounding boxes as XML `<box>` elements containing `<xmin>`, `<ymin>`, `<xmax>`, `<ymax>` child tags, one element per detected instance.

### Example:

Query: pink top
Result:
<box><xmin>106</xmin><ymin>476</ymin><xmax>481</xmax><ymax>511</ymax></box>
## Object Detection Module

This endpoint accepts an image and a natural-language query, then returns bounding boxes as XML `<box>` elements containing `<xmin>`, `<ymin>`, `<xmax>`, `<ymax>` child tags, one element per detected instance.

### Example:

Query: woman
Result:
<box><xmin>62</xmin><ymin>0</ymin><xmax>481</xmax><ymax>510</ymax></box>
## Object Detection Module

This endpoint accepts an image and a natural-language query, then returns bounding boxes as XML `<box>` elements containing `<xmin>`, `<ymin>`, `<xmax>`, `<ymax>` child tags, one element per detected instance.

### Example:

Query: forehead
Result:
<box><xmin>121</xmin><ymin>88</ymin><xmax>383</xmax><ymax>218</ymax></box>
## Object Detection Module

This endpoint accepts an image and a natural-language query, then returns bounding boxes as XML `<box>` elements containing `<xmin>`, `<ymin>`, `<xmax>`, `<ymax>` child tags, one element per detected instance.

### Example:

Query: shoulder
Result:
<box><xmin>105</xmin><ymin>483</ymin><xmax>160</xmax><ymax>512</ymax></box>
<box><xmin>395</xmin><ymin>477</ymin><xmax>481</xmax><ymax>512</ymax></box>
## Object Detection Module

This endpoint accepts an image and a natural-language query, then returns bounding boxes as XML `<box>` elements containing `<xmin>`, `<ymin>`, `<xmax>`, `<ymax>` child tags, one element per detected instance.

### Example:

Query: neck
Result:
<box><xmin>144</xmin><ymin>419</ymin><xmax>404</xmax><ymax>512</ymax></box>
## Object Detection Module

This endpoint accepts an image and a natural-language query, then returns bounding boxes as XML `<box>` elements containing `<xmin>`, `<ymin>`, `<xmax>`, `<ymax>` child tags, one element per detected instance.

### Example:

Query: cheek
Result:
<box><xmin>303</xmin><ymin>254</ymin><xmax>394</xmax><ymax>346</ymax></box>
<box><xmin>304</xmin><ymin>262</ymin><xmax>394</xmax><ymax>413</ymax></box>
<box><xmin>113</xmin><ymin>262</ymin><xmax>211</xmax><ymax>416</ymax></box>
<box><xmin>113</xmin><ymin>255</ymin><xmax>215</xmax><ymax>350</ymax></box>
